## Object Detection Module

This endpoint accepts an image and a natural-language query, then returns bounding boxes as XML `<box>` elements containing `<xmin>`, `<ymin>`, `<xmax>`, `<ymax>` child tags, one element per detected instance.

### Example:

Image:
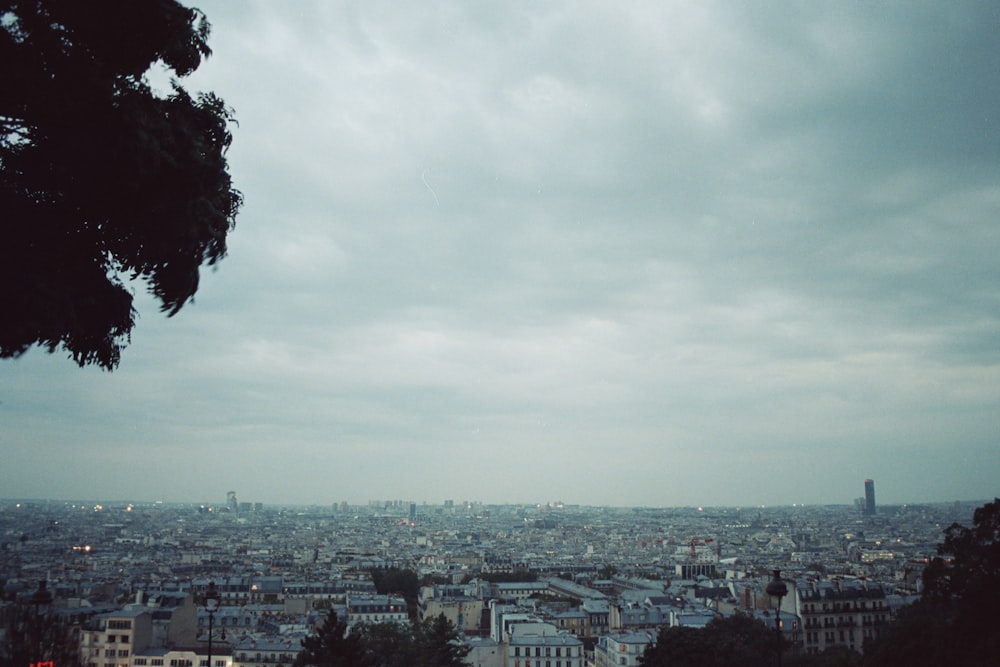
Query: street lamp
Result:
<box><xmin>204</xmin><ymin>581</ymin><xmax>220</xmax><ymax>667</ymax></box>
<box><xmin>766</xmin><ymin>569</ymin><xmax>788</xmax><ymax>667</ymax></box>
<box><xmin>30</xmin><ymin>580</ymin><xmax>53</xmax><ymax>664</ymax></box>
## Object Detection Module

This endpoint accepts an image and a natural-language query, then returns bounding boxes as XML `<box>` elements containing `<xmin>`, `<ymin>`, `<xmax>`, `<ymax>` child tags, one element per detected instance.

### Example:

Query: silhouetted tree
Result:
<box><xmin>638</xmin><ymin>626</ymin><xmax>710</xmax><ymax>667</ymax></box>
<box><xmin>368</xmin><ymin>567</ymin><xmax>420</xmax><ymax>616</ymax></box>
<box><xmin>1</xmin><ymin>0</ymin><xmax>241</xmax><ymax>369</ymax></box>
<box><xmin>293</xmin><ymin>612</ymin><xmax>370</xmax><ymax>667</ymax></box>
<box><xmin>350</xmin><ymin>615</ymin><xmax>468</xmax><ymax>667</ymax></box>
<box><xmin>786</xmin><ymin>646</ymin><xmax>862</xmax><ymax>667</ymax></box>
<box><xmin>710</xmin><ymin>614</ymin><xmax>781</xmax><ymax>667</ymax></box>
<box><xmin>858</xmin><ymin>601</ymin><xmax>951</xmax><ymax>667</ymax></box>
<box><xmin>1</xmin><ymin>600</ymin><xmax>80</xmax><ymax>667</ymax></box>
<box><xmin>411</xmin><ymin>614</ymin><xmax>471</xmax><ymax>667</ymax></box>
<box><xmin>639</xmin><ymin>614</ymin><xmax>778</xmax><ymax>667</ymax></box>
<box><xmin>928</xmin><ymin>498</ymin><xmax>1000</xmax><ymax>630</ymax></box>
<box><xmin>862</xmin><ymin>499</ymin><xmax>1000</xmax><ymax>667</ymax></box>
<box><xmin>353</xmin><ymin>622</ymin><xmax>414</xmax><ymax>667</ymax></box>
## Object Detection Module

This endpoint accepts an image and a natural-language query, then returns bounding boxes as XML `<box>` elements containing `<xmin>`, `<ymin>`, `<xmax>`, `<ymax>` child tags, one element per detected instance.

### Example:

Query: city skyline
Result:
<box><xmin>2</xmin><ymin>1</ymin><xmax>999</xmax><ymax>507</ymax></box>
<box><xmin>1</xmin><ymin>482</ymin><xmax>991</xmax><ymax>511</ymax></box>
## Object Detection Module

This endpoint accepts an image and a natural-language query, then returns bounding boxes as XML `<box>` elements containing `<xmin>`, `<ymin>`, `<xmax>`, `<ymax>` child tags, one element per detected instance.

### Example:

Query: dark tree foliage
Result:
<box><xmin>930</xmin><ymin>497</ymin><xmax>1000</xmax><ymax>627</ymax></box>
<box><xmin>639</xmin><ymin>614</ymin><xmax>778</xmax><ymax>667</ymax></box>
<box><xmin>368</xmin><ymin>567</ymin><xmax>420</xmax><ymax>613</ymax></box>
<box><xmin>786</xmin><ymin>646</ymin><xmax>862</xmax><ymax>667</ymax></box>
<box><xmin>1</xmin><ymin>603</ymin><xmax>81</xmax><ymax>667</ymax></box>
<box><xmin>353</xmin><ymin>622</ymin><xmax>413</xmax><ymax>667</ymax></box>
<box><xmin>295</xmin><ymin>613</ymin><xmax>468</xmax><ymax>667</ymax></box>
<box><xmin>293</xmin><ymin>612</ymin><xmax>370</xmax><ymax>667</ymax></box>
<box><xmin>410</xmin><ymin>614</ymin><xmax>471</xmax><ymax>667</ymax></box>
<box><xmin>639</xmin><ymin>614</ymin><xmax>867</xmax><ymax>667</ymax></box>
<box><xmin>857</xmin><ymin>601</ymin><xmax>952</xmax><ymax>667</ymax></box>
<box><xmin>862</xmin><ymin>498</ymin><xmax>1000</xmax><ymax>667</ymax></box>
<box><xmin>0</xmin><ymin>0</ymin><xmax>242</xmax><ymax>369</ymax></box>
<box><xmin>638</xmin><ymin>626</ymin><xmax>712</xmax><ymax>667</ymax></box>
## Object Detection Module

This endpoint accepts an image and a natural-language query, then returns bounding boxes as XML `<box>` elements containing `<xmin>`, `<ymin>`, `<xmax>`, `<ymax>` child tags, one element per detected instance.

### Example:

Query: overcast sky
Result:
<box><xmin>3</xmin><ymin>1</ymin><xmax>999</xmax><ymax>508</ymax></box>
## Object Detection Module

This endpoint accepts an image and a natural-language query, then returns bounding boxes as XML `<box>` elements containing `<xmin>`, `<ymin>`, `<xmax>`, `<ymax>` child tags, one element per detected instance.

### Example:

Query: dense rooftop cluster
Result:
<box><xmin>0</xmin><ymin>498</ymin><xmax>982</xmax><ymax>665</ymax></box>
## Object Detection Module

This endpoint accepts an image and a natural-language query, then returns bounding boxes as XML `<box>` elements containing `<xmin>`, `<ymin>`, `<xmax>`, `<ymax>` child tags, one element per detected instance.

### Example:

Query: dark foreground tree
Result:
<box><xmin>295</xmin><ymin>613</ymin><xmax>468</xmax><ymax>667</ymax></box>
<box><xmin>639</xmin><ymin>614</ymin><xmax>777</xmax><ymax>667</ymax></box>
<box><xmin>368</xmin><ymin>567</ymin><xmax>420</xmax><ymax>615</ymax></box>
<box><xmin>410</xmin><ymin>614</ymin><xmax>471</xmax><ymax>667</ymax></box>
<box><xmin>1</xmin><ymin>0</ymin><xmax>242</xmax><ymax>369</ymax></box>
<box><xmin>1</xmin><ymin>600</ymin><xmax>80</xmax><ymax>667</ymax></box>
<box><xmin>353</xmin><ymin>622</ymin><xmax>413</xmax><ymax>667</ymax></box>
<box><xmin>862</xmin><ymin>499</ymin><xmax>1000</xmax><ymax>667</ymax></box>
<box><xmin>293</xmin><ymin>612</ymin><xmax>370</xmax><ymax>667</ymax></box>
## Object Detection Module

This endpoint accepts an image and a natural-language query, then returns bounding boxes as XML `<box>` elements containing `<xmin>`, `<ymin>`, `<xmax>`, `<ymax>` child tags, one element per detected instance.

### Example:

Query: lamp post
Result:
<box><xmin>766</xmin><ymin>569</ymin><xmax>787</xmax><ymax>667</ymax></box>
<box><xmin>30</xmin><ymin>580</ymin><xmax>53</xmax><ymax>664</ymax></box>
<box><xmin>204</xmin><ymin>581</ymin><xmax>220</xmax><ymax>667</ymax></box>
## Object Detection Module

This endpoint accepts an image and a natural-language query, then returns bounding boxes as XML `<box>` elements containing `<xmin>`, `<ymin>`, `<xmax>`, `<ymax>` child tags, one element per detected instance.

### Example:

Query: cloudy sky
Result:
<box><xmin>3</xmin><ymin>1</ymin><xmax>999</xmax><ymax>508</ymax></box>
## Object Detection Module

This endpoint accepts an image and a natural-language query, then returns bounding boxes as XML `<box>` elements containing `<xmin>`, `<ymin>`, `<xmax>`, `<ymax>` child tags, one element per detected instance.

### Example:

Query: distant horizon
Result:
<box><xmin>3</xmin><ymin>495</ymin><xmax>993</xmax><ymax>510</ymax></box>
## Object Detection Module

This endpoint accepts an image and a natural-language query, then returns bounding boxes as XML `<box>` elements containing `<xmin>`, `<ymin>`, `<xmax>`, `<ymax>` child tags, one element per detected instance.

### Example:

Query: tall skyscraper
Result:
<box><xmin>864</xmin><ymin>479</ymin><xmax>876</xmax><ymax>516</ymax></box>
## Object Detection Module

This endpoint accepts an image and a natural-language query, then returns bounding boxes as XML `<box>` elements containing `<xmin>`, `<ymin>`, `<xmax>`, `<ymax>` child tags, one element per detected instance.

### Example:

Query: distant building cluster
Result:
<box><xmin>0</xmin><ymin>482</ymin><xmax>976</xmax><ymax>666</ymax></box>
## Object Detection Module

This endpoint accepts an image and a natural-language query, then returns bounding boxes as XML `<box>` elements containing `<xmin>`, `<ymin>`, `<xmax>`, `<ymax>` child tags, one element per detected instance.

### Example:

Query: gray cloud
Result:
<box><xmin>2</xmin><ymin>0</ymin><xmax>998</xmax><ymax>507</ymax></box>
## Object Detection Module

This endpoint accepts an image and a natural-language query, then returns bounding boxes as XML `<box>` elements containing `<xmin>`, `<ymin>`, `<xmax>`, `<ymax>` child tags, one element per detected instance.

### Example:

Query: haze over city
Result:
<box><xmin>1</xmin><ymin>1</ymin><xmax>998</xmax><ymax>507</ymax></box>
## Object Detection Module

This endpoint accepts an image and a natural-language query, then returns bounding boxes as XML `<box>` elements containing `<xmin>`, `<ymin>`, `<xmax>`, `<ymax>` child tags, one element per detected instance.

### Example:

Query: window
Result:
<box><xmin>117</xmin><ymin>650</ymin><xmax>129</xmax><ymax>657</ymax></box>
<box><xmin>135</xmin><ymin>660</ymin><xmax>147</xmax><ymax>666</ymax></box>
<box><xmin>151</xmin><ymin>660</ymin><xmax>163</xmax><ymax>666</ymax></box>
<box><xmin>108</xmin><ymin>636</ymin><xmax>117</xmax><ymax>643</ymax></box>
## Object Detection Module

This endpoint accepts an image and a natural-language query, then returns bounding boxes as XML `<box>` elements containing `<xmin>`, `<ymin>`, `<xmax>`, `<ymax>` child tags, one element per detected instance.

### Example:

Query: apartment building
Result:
<box><xmin>81</xmin><ymin>608</ymin><xmax>152</xmax><ymax>667</ymax></box>
<box><xmin>506</xmin><ymin>623</ymin><xmax>584</xmax><ymax>667</ymax></box>
<box><xmin>345</xmin><ymin>593</ymin><xmax>408</xmax><ymax>630</ymax></box>
<box><xmin>796</xmin><ymin>579</ymin><xmax>889</xmax><ymax>655</ymax></box>
<box><xmin>591</xmin><ymin>632</ymin><xmax>653</xmax><ymax>667</ymax></box>
<box><xmin>230</xmin><ymin>639</ymin><xmax>298</xmax><ymax>667</ymax></box>
<box><xmin>418</xmin><ymin>583</ymin><xmax>486</xmax><ymax>634</ymax></box>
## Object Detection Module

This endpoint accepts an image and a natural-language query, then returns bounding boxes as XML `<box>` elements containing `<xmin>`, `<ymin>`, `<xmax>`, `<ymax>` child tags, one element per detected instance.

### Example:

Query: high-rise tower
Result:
<box><xmin>864</xmin><ymin>479</ymin><xmax>876</xmax><ymax>516</ymax></box>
